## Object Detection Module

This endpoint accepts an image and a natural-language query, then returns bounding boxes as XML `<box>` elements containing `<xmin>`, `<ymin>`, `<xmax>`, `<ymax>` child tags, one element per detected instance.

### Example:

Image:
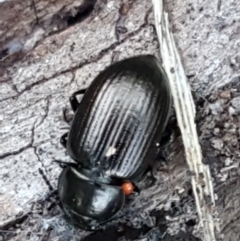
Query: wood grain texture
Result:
<box><xmin>0</xmin><ymin>0</ymin><xmax>239</xmax><ymax>240</ymax></box>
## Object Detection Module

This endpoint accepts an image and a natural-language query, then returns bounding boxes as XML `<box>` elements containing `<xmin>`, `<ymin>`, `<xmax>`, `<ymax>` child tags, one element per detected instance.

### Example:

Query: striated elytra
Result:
<box><xmin>57</xmin><ymin>55</ymin><xmax>172</xmax><ymax>230</ymax></box>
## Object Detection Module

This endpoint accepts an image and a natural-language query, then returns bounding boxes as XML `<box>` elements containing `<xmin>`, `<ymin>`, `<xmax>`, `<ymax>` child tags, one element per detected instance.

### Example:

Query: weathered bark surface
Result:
<box><xmin>0</xmin><ymin>0</ymin><xmax>239</xmax><ymax>240</ymax></box>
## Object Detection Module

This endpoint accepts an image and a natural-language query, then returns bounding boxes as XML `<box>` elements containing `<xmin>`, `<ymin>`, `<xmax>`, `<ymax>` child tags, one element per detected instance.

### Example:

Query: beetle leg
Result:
<box><xmin>53</xmin><ymin>160</ymin><xmax>77</xmax><ymax>168</ymax></box>
<box><xmin>131</xmin><ymin>183</ymin><xmax>140</xmax><ymax>196</ymax></box>
<box><xmin>157</xmin><ymin>148</ymin><xmax>168</xmax><ymax>163</ymax></box>
<box><xmin>145</xmin><ymin>167</ymin><xmax>157</xmax><ymax>187</ymax></box>
<box><xmin>126</xmin><ymin>184</ymin><xmax>140</xmax><ymax>200</ymax></box>
<box><xmin>155</xmin><ymin>126</ymin><xmax>174</xmax><ymax>163</ymax></box>
<box><xmin>159</xmin><ymin>126</ymin><xmax>173</xmax><ymax>148</ymax></box>
<box><xmin>56</xmin><ymin>161</ymin><xmax>67</xmax><ymax>169</ymax></box>
<box><xmin>70</xmin><ymin>89</ymin><xmax>87</xmax><ymax>112</ymax></box>
<box><xmin>138</xmin><ymin>166</ymin><xmax>157</xmax><ymax>189</ymax></box>
<box><xmin>60</xmin><ymin>132</ymin><xmax>68</xmax><ymax>148</ymax></box>
<box><xmin>62</xmin><ymin>107</ymin><xmax>72</xmax><ymax>126</ymax></box>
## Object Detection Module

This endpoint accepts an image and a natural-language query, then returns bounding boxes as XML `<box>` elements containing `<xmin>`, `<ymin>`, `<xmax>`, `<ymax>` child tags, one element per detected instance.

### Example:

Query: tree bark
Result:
<box><xmin>0</xmin><ymin>0</ymin><xmax>239</xmax><ymax>240</ymax></box>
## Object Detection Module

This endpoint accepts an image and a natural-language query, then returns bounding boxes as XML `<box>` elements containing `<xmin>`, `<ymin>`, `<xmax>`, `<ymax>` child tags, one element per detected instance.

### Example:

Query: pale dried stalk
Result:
<box><xmin>152</xmin><ymin>1</ymin><xmax>220</xmax><ymax>240</ymax></box>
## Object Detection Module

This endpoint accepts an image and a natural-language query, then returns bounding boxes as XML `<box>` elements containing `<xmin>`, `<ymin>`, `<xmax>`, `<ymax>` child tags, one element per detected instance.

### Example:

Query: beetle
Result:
<box><xmin>57</xmin><ymin>54</ymin><xmax>172</xmax><ymax>230</ymax></box>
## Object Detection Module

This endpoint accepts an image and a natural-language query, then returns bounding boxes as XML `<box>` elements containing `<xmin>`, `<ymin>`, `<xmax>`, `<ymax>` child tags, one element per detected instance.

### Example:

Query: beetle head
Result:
<box><xmin>58</xmin><ymin>166</ymin><xmax>125</xmax><ymax>230</ymax></box>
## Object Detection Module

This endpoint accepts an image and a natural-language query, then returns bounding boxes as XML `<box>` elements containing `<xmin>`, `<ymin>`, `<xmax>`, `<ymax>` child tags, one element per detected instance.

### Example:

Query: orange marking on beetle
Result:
<box><xmin>121</xmin><ymin>182</ymin><xmax>134</xmax><ymax>195</ymax></box>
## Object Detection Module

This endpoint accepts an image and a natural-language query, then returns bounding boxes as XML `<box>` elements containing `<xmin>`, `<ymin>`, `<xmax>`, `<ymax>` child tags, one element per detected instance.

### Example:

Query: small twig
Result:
<box><xmin>152</xmin><ymin>0</ymin><xmax>221</xmax><ymax>240</ymax></box>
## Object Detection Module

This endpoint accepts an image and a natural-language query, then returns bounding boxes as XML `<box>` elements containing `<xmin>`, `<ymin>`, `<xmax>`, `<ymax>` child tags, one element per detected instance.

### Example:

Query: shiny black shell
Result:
<box><xmin>58</xmin><ymin>165</ymin><xmax>125</xmax><ymax>230</ymax></box>
<box><xmin>66</xmin><ymin>55</ymin><xmax>172</xmax><ymax>180</ymax></box>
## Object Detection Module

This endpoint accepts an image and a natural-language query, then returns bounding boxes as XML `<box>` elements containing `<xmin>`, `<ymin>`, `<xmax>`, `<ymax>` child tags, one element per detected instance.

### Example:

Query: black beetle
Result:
<box><xmin>57</xmin><ymin>55</ymin><xmax>172</xmax><ymax>230</ymax></box>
